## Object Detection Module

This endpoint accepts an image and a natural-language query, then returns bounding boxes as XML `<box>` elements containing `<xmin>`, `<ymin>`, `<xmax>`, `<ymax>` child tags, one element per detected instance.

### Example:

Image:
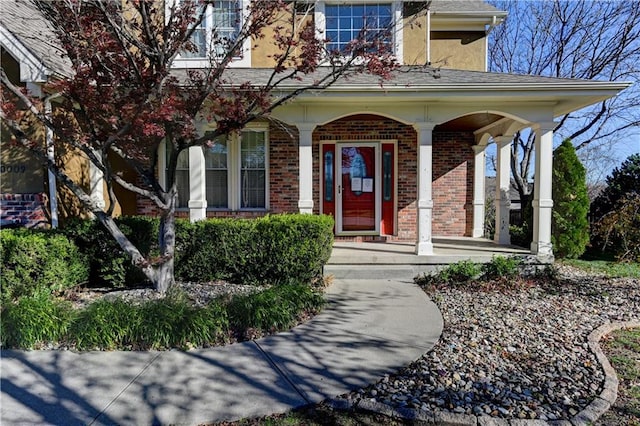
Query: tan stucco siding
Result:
<box><xmin>251</xmin><ymin>6</ymin><xmax>312</xmax><ymax>68</ymax></box>
<box><xmin>402</xmin><ymin>13</ymin><xmax>427</xmax><ymax>65</ymax></box>
<box><xmin>0</xmin><ymin>136</ymin><xmax>46</xmax><ymax>194</ymax></box>
<box><xmin>430</xmin><ymin>31</ymin><xmax>486</xmax><ymax>71</ymax></box>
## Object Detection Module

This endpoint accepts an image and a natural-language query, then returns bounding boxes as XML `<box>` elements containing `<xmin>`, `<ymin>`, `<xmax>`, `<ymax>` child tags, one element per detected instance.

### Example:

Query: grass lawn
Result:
<box><xmin>216</xmin><ymin>404</ymin><xmax>425</xmax><ymax>425</ymax></box>
<box><xmin>596</xmin><ymin>327</ymin><xmax>640</xmax><ymax>426</ymax></box>
<box><xmin>560</xmin><ymin>258</ymin><xmax>640</xmax><ymax>278</ymax></box>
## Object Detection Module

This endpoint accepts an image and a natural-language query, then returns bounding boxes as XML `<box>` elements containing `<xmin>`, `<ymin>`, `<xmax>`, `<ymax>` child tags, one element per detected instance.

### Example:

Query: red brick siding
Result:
<box><xmin>0</xmin><ymin>193</ymin><xmax>48</xmax><ymax>228</ymax></box>
<box><xmin>134</xmin><ymin>120</ymin><xmax>475</xmax><ymax>240</ymax></box>
<box><xmin>313</xmin><ymin>115</ymin><xmax>417</xmax><ymax>240</ymax></box>
<box><xmin>268</xmin><ymin>123</ymin><xmax>299</xmax><ymax>213</ymax></box>
<box><xmin>432</xmin><ymin>131</ymin><xmax>475</xmax><ymax>236</ymax></box>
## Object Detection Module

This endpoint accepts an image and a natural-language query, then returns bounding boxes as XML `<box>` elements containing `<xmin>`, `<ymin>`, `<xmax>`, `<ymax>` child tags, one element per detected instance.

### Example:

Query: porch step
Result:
<box><xmin>323</xmin><ymin>264</ymin><xmax>440</xmax><ymax>280</ymax></box>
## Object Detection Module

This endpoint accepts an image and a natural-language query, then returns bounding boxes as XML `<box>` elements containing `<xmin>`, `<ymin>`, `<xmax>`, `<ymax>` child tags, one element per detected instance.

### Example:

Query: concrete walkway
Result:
<box><xmin>1</xmin><ymin>278</ymin><xmax>443</xmax><ymax>425</ymax></box>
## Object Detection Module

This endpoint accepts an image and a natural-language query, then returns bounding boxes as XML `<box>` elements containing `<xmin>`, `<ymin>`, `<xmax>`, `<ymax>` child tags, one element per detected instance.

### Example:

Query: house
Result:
<box><xmin>0</xmin><ymin>0</ymin><xmax>630</xmax><ymax>260</ymax></box>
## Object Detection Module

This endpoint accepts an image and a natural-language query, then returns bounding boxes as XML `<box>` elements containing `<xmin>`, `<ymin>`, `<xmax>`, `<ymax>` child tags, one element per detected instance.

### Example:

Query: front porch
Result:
<box><xmin>324</xmin><ymin>237</ymin><xmax>547</xmax><ymax>280</ymax></box>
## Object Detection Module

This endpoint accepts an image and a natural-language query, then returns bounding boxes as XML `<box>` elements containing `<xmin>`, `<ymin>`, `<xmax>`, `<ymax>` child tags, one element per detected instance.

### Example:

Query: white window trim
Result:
<box><xmin>169</xmin><ymin>0</ymin><xmax>252</xmax><ymax>68</ymax></box>
<box><xmin>161</xmin><ymin>122</ymin><xmax>269</xmax><ymax>211</ymax></box>
<box><xmin>204</xmin><ymin>135</ymin><xmax>231</xmax><ymax>210</ymax></box>
<box><xmin>235</xmin><ymin>125</ymin><xmax>269</xmax><ymax>211</ymax></box>
<box><xmin>314</xmin><ymin>1</ymin><xmax>403</xmax><ymax>63</ymax></box>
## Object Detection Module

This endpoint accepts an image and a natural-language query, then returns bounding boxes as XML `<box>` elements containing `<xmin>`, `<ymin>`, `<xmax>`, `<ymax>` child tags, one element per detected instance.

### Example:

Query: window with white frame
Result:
<box><xmin>240</xmin><ymin>130</ymin><xmax>266</xmax><ymax>209</ymax></box>
<box><xmin>325</xmin><ymin>3</ymin><xmax>393</xmax><ymax>52</ymax></box>
<box><xmin>203</xmin><ymin>134</ymin><xmax>229</xmax><ymax>208</ymax></box>
<box><xmin>171</xmin><ymin>147</ymin><xmax>190</xmax><ymax>208</ymax></box>
<box><xmin>172</xmin><ymin>0</ymin><xmax>251</xmax><ymax>67</ymax></box>
<box><xmin>166</xmin><ymin>128</ymin><xmax>268</xmax><ymax>210</ymax></box>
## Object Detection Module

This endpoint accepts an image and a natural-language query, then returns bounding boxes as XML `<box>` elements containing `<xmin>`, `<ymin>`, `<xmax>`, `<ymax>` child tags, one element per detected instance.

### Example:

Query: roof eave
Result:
<box><xmin>0</xmin><ymin>25</ymin><xmax>51</xmax><ymax>83</ymax></box>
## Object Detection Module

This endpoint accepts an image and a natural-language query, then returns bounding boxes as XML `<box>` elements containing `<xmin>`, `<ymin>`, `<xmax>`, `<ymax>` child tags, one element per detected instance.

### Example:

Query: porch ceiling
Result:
<box><xmin>436</xmin><ymin>113</ymin><xmax>504</xmax><ymax>131</ymax></box>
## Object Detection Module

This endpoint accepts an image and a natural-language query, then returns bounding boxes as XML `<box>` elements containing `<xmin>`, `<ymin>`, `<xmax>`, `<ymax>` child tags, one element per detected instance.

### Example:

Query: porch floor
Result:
<box><xmin>325</xmin><ymin>237</ymin><xmax>543</xmax><ymax>280</ymax></box>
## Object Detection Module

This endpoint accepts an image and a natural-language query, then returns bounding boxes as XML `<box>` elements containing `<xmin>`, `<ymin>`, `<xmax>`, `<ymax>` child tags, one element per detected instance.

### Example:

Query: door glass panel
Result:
<box><xmin>341</xmin><ymin>146</ymin><xmax>375</xmax><ymax>231</ymax></box>
<box><xmin>324</xmin><ymin>150</ymin><xmax>334</xmax><ymax>202</ymax></box>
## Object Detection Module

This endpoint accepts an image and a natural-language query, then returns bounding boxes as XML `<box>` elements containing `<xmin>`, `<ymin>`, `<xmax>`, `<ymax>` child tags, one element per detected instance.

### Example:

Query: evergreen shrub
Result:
<box><xmin>590</xmin><ymin>154</ymin><xmax>640</xmax><ymax>259</ymax></box>
<box><xmin>551</xmin><ymin>139</ymin><xmax>589</xmax><ymax>258</ymax></box>
<box><xmin>176</xmin><ymin>214</ymin><xmax>334</xmax><ymax>285</ymax></box>
<box><xmin>61</xmin><ymin>217</ymin><xmax>158</xmax><ymax>288</ymax></box>
<box><xmin>0</xmin><ymin>229</ymin><xmax>89</xmax><ymax>303</ymax></box>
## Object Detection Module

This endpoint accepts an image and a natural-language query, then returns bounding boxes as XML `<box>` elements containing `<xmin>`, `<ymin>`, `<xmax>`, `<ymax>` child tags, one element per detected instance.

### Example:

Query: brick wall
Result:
<box><xmin>314</xmin><ymin>115</ymin><xmax>418</xmax><ymax>240</ymax></box>
<box><xmin>432</xmin><ymin>131</ymin><xmax>475</xmax><ymax>236</ymax></box>
<box><xmin>134</xmin><ymin>120</ymin><xmax>475</xmax><ymax>240</ymax></box>
<box><xmin>0</xmin><ymin>193</ymin><xmax>48</xmax><ymax>228</ymax></box>
<box><xmin>268</xmin><ymin>123</ymin><xmax>299</xmax><ymax>213</ymax></box>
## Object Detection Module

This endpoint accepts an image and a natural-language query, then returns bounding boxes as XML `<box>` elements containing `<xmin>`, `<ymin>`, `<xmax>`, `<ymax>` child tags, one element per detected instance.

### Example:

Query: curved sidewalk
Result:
<box><xmin>1</xmin><ymin>278</ymin><xmax>443</xmax><ymax>425</ymax></box>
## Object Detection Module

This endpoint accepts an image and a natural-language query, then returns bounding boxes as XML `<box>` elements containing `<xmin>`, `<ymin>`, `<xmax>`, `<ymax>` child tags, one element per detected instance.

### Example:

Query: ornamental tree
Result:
<box><xmin>0</xmin><ymin>0</ymin><xmax>397</xmax><ymax>293</ymax></box>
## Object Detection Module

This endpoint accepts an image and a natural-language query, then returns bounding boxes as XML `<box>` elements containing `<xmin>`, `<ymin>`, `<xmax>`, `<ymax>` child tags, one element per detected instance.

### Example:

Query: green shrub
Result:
<box><xmin>593</xmin><ymin>193</ymin><xmax>640</xmax><ymax>263</ymax></box>
<box><xmin>1</xmin><ymin>295</ymin><xmax>74</xmax><ymax>349</ymax></box>
<box><xmin>591</xmin><ymin>153</ymin><xmax>640</xmax><ymax>223</ymax></box>
<box><xmin>175</xmin><ymin>218</ymin><xmax>255</xmax><ymax>283</ymax></box>
<box><xmin>69</xmin><ymin>298</ymin><xmax>141</xmax><ymax>350</ymax></box>
<box><xmin>431</xmin><ymin>260</ymin><xmax>482</xmax><ymax>285</ymax></box>
<box><xmin>0</xmin><ymin>229</ymin><xmax>89</xmax><ymax>303</ymax></box>
<box><xmin>176</xmin><ymin>214</ymin><xmax>334</xmax><ymax>285</ymax></box>
<box><xmin>551</xmin><ymin>139</ymin><xmax>590</xmax><ymax>259</ymax></box>
<box><xmin>253</xmin><ymin>214</ymin><xmax>334</xmax><ymax>283</ymax></box>
<box><xmin>482</xmin><ymin>256</ymin><xmax>521</xmax><ymax>280</ymax></box>
<box><xmin>61</xmin><ymin>217</ymin><xmax>159</xmax><ymax>288</ymax></box>
<box><xmin>135</xmin><ymin>292</ymin><xmax>227</xmax><ymax>350</ymax></box>
<box><xmin>227</xmin><ymin>284</ymin><xmax>324</xmax><ymax>332</ymax></box>
<box><xmin>70</xmin><ymin>294</ymin><xmax>229</xmax><ymax>350</ymax></box>
<box><xmin>509</xmin><ymin>224</ymin><xmax>530</xmax><ymax>248</ymax></box>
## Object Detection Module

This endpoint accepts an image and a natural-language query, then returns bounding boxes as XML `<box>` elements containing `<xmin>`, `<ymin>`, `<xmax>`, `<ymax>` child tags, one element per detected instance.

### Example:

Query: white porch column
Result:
<box><xmin>89</xmin><ymin>149</ymin><xmax>105</xmax><ymax>211</ymax></box>
<box><xmin>414</xmin><ymin>123</ymin><xmax>436</xmax><ymax>255</ymax></box>
<box><xmin>188</xmin><ymin>146</ymin><xmax>207</xmax><ymax>222</ymax></box>
<box><xmin>531</xmin><ymin>123</ymin><xmax>555</xmax><ymax>257</ymax></box>
<box><xmin>494</xmin><ymin>135</ymin><xmax>512</xmax><ymax>245</ymax></box>
<box><xmin>471</xmin><ymin>144</ymin><xmax>486</xmax><ymax>238</ymax></box>
<box><xmin>295</xmin><ymin>123</ymin><xmax>316</xmax><ymax>214</ymax></box>
<box><xmin>45</xmin><ymin>98</ymin><xmax>58</xmax><ymax>228</ymax></box>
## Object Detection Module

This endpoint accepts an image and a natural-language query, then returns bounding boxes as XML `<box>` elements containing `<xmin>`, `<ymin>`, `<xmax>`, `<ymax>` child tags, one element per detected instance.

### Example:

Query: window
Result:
<box><xmin>172</xmin><ymin>0</ymin><xmax>251</xmax><ymax>67</ymax></box>
<box><xmin>169</xmin><ymin>147</ymin><xmax>190</xmax><ymax>208</ymax></box>
<box><xmin>324</xmin><ymin>3</ymin><xmax>393</xmax><ymax>53</ymax></box>
<box><xmin>204</xmin><ymin>134</ymin><xmax>228</xmax><ymax>208</ymax></box>
<box><xmin>164</xmin><ymin>128</ymin><xmax>268</xmax><ymax>211</ymax></box>
<box><xmin>240</xmin><ymin>131</ymin><xmax>266</xmax><ymax>208</ymax></box>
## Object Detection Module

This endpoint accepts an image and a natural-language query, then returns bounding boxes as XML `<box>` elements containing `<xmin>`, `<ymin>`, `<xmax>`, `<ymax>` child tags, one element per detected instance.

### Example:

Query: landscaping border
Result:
<box><xmin>326</xmin><ymin>320</ymin><xmax>640</xmax><ymax>426</ymax></box>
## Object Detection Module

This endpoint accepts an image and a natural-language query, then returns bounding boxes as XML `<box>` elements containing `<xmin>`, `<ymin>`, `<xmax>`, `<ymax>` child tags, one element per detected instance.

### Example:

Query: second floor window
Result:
<box><xmin>325</xmin><ymin>3</ymin><xmax>393</xmax><ymax>53</ymax></box>
<box><xmin>182</xmin><ymin>0</ymin><xmax>241</xmax><ymax>59</ymax></box>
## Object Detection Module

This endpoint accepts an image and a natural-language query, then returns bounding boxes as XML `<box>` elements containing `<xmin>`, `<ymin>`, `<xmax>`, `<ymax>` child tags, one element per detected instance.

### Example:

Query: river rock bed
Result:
<box><xmin>66</xmin><ymin>281</ymin><xmax>264</xmax><ymax>309</ymax></box>
<box><xmin>346</xmin><ymin>265</ymin><xmax>640</xmax><ymax>421</ymax></box>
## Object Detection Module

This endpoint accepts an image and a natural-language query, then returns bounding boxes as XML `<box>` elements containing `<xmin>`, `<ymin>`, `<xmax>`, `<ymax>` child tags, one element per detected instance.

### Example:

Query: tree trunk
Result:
<box><xmin>153</xmin><ymin>193</ymin><xmax>177</xmax><ymax>294</ymax></box>
<box><xmin>95</xmin><ymin>193</ymin><xmax>177</xmax><ymax>294</ymax></box>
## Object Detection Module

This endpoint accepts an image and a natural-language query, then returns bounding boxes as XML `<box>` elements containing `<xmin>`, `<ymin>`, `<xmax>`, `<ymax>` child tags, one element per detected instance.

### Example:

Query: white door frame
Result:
<box><xmin>335</xmin><ymin>142</ymin><xmax>381</xmax><ymax>235</ymax></box>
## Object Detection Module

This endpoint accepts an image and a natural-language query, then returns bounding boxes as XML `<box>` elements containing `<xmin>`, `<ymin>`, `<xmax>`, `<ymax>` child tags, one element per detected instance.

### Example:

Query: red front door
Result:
<box><xmin>337</xmin><ymin>144</ymin><xmax>379</xmax><ymax>233</ymax></box>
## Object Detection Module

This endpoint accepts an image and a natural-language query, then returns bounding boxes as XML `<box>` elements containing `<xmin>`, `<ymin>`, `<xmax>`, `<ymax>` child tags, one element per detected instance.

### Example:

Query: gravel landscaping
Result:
<box><xmin>345</xmin><ymin>265</ymin><xmax>640</xmax><ymax>422</ymax></box>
